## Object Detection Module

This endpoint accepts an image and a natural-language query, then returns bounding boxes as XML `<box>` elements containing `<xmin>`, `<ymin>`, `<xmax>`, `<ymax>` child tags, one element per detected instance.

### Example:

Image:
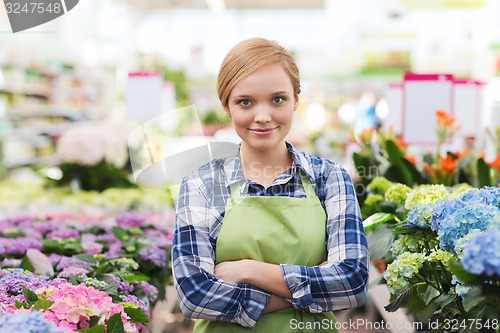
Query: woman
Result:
<box><xmin>172</xmin><ymin>38</ymin><xmax>369</xmax><ymax>332</ymax></box>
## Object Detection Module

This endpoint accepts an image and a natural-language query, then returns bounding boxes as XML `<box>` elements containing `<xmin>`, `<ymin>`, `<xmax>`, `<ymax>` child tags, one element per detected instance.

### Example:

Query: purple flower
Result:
<box><xmin>55</xmin><ymin>256</ymin><xmax>92</xmax><ymax>271</ymax></box>
<box><xmin>462</xmin><ymin>229</ymin><xmax>500</xmax><ymax>276</ymax></box>
<box><xmin>0</xmin><ymin>237</ymin><xmax>43</xmax><ymax>255</ymax></box>
<box><xmin>116</xmin><ymin>212</ymin><xmax>147</xmax><ymax>229</ymax></box>
<box><xmin>139</xmin><ymin>247</ymin><xmax>167</xmax><ymax>268</ymax></box>
<box><xmin>0</xmin><ymin>268</ymin><xmax>64</xmax><ymax>305</ymax></box>
<box><xmin>1</xmin><ymin>258</ymin><xmax>22</xmax><ymax>268</ymax></box>
<box><xmin>45</xmin><ymin>228</ymin><xmax>79</xmax><ymax>241</ymax></box>
<box><xmin>106</xmin><ymin>275</ymin><xmax>133</xmax><ymax>294</ymax></box>
<box><xmin>81</xmin><ymin>240</ymin><xmax>103</xmax><ymax>255</ymax></box>
<box><xmin>57</xmin><ymin>266</ymin><xmax>89</xmax><ymax>278</ymax></box>
<box><xmin>132</xmin><ymin>281</ymin><xmax>158</xmax><ymax>303</ymax></box>
<box><xmin>119</xmin><ymin>294</ymin><xmax>150</xmax><ymax>317</ymax></box>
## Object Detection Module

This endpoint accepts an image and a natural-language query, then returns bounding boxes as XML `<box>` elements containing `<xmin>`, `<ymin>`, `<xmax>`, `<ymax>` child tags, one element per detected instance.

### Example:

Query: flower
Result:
<box><xmin>486</xmin><ymin>152</ymin><xmax>500</xmax><ymax>170</ymax></box>
<box><xmin>462</xmin><ymin>229</ymin><xmax>500</xmax><ymax>276</ymax></box>
<box><xmin>450</xmin><ymin>183</ymin><xmax>474</xmax><ymax>198</ymax></box>
<box><xmin>460</xmin><ymin>186</ymin><xmax>500</xmax><ymax>208</ymax></box>
<box><xmin>383</xmin><ymin>252</ymin><xmax>426</xmax><ymax>294</ymax></box>
<box><xmin>368</xmin><ymin>177</ymin><xmax>393</xmax><ymax>195</ymax></box>
<box><xmin>405</xmin><ymin>184</ymin><xmax>449</xmax><ymax>210</ymax></box>
<box><xmin>427</xmin><ymin>249</ymin><xmax>454</xmax><ymax>266</ymax></box>
<box><xmin>407</xmin><ymin>201</ymin><xmax>444</xmax><ymax>228</ymax></box>
<box><xmin>430</xmin><ymin>194</ymin><xmax>499</xmax><ymax>252</ymax></box>
<box><xmin>364</xmin><ymin>194</ymin><xmax>383</xmax><ymax>206</ymax></box>
<box><xmin>38</xmin><ymin>282</ymin><xmax>140</xmax><ymax>333</ymax></box>
<box><xmin>56</xmin><ymin>121</ymin><xmax>129</xmax><ymax>168</ymax></box>
<box><xmin>0</xmin><ymin>310</ymin><xmax>68</xmax><ymax>333</ymax></box>
<box><xmin>0</xmin><ymin>269</ymin><xmax>65</xmax><ymax>305</ymax></box>
<box><xmin>391</xmin><ymin>234</ymin><xmax>435</xmax><ymax>256</ymax></box>
<box><xmin>116</xmin><ymin>211</ymin><xmax>148</xmax><ymax>229</ymax></box>
<box><xmin>438</xmin><ymin>155</ymin><xmax>458</xmax><ymax>173</ymax></box>
<box><xmin>385</xmin><ymin>183</ymin><xmax>412</xmax><ymax>205</ymax></box>
<box><xmin>436</xmin><ymin>110</ymin><xmax>458</xmax><ymax>130</ymax></box>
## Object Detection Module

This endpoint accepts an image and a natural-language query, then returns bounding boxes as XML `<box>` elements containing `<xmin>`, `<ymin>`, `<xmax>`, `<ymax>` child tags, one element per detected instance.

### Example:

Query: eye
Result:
<box><xmin>272</xmin><ymin>96</ymin><xmax>286</xmax><ymax>104</ymax></box>
<box><xmin>238</xmin><ymin>99</ymin><xmax>252</xmax><ymax>107</ymax></box>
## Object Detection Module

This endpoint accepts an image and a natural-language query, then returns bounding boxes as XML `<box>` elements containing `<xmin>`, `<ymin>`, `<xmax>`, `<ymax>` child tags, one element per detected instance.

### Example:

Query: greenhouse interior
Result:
<box><xmin>0</xmin><ymin>0</ymin><xmax>500</xmax><ymax>332</ymax></box>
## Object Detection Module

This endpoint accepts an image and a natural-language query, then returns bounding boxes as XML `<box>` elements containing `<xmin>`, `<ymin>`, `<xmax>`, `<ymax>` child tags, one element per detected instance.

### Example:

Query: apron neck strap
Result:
<box><xmin>229</xmin><ymin>169</ymin><xmax>315</xmax><ymax>199</ymax></box>
<box><xmin>230</xmin><ymin>182</ymin><xmax>241</xmax><ymax>198</ymax></box>
<box><xmin>298</xmin><ymin>170</ymin><xmax>315</xmax><ymax>199</ymax></box>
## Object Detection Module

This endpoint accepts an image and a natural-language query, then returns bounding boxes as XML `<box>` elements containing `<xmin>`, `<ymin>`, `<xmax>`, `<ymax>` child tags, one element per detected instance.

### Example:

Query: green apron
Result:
<box><xmin>194</xmin><ymin>171</ymin><xmax>338</xmax><ymax>333</ymax></box>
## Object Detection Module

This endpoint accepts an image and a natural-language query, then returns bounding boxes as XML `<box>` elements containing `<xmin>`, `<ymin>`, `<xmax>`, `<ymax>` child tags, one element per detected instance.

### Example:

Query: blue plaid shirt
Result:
<box><xmin>172</xmin><ymin>141</ymin><xmax>369</xmax><ymax>328</ymax></box>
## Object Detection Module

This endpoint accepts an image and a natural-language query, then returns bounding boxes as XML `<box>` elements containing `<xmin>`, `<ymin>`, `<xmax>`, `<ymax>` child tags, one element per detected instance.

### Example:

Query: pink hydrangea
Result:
<box><xmin>36</xmin><ymin>283</ymin><xmax>140</xmax><ymax>333</ymax></box>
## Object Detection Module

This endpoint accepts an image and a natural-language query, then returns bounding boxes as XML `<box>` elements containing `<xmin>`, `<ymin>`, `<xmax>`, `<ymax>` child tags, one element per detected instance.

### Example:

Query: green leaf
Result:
<box><xmin>462</xmin><ymin>286</ymin><xmax>486</xmax><ymax>312</ymax></box>
<box><xmin>76</xmin><ymin>326</ymin><xmax>106</xmax><ymax>333</ymax></box>
<box><xmin>32</xmin><ymin>298</ymin><xmax>54</xmax><ymax>310</ymax></box>
<box><xmin>415</xmin><ymin>299</ymin><xmax>440</xmax><ymax>323</ymax></box>
<box><xmin>385</xmin><ymin>287</ymin><xmax>413</xmax><ymax>312</ymax></box>
<box><xmin>123</xmin><ymin>306</ymin><xmax>149</xmax><ymax>324</ymax></box>
<box><xmin>20</xmin><ymin>256</ymin><xmax>35</xmax><ymax>272</ymax></box>
<box><xmin>112</xmin><ymin>226</ymin><xmax>129</xmax><ymax>241</ymax></box>
<box><xmin>421</xmin><ymin>285</ymin><xmax>440</xmax><ymax>305</ymax></box>
<box><xmin>73</xmin><ymin>254</ymin><xmax>97</xmax><ymax>264</ymax></box>
<box><xmin>41</xmin><ymin>239</ymin><xmax>61</xmax><ymax>249</ymax></box>
<box><xmin>15</xmin><ymin>300</ymin><xmax>28</xmax><ymax>309</ymax></box>
<box><xmin>434</xmin><ymin>293</ymin><xmax>455</xmax><ymax>307</ymax></box>
<box><xmin>102</xmin><ymin>280</ymin><xmax>119</xmax><ymax>296</ymax></box>
<box><xmin>89</xmin><ymin>316</ymin><xmax>101</xmax><ymax>326</ymax></box>
<box><xmin>367</xmin><ymin>224</ymin><xmax>395</xmax><ymax>261</ymax></box>
<box><xmin>448</xmin><ymin>260</ymin><xmax>479</xmax><ymax>283</ymax></box>
<box><xmin>107</xmin><ymin>313</ymin><xmax>125</xmax><ymax>333</ymax></box>
<box><xmin>477</xmin><ymin>158</ymin><xmax>492</xmax><ymax>187</ymax></box>
<box><xmin>401</xmin><ymin>158</ymin><xmax>424</xmax><ymax>184</ymax></box>
<box><xmin>126</xmin><ymin>273</ymin><xmax>150</xmax><ymax>283</ymax></box>
<box><xmin>363</xmin><ymin>212</ymin><xmax>395</xmax><ymax>231</ymax></box>
<box><xmin>22</xmin><ymin>286</ymin><xmax>38</xmax><ymax>307</ymax></box>
<box><xmin>385</xmin><ymin>139</ymin><xmax>404</xmax><ymax>163</ymax></box>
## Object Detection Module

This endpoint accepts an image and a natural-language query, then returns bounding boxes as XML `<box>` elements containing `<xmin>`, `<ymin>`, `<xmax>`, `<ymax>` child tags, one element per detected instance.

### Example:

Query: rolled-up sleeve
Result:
<box><xmin>172</xmin><ymin>175</ymin><xmax>271</xmax><ymax>328</ymax></box>
<box><xmin>280</xmin><ymin>164</ymin><xmax>369</xmax><ymax>312</ymax></box>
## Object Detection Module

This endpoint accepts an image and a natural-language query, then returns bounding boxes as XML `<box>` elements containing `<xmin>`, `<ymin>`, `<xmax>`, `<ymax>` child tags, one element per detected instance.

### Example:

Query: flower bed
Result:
<box><xmin>364</xmin><ymin>179</ymin><xmax>500</xmax><ymax>329</ymax></box>
<box><xmin>0</xmin><ymin>211</ymin><xmax>173</xmax><ymax>332</ymax></box>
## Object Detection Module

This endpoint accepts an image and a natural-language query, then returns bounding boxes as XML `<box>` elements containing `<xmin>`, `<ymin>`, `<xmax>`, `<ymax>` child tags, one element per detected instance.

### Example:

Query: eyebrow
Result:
<box><xmin>232</xmin><ymin>91</ymin><xmax>291</xmax><ymax>99</ymax></box>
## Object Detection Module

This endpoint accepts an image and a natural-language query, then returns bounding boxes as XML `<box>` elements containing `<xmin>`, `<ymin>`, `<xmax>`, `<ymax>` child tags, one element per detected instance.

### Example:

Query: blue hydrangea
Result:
<box><xmin>460</xmin><ymin>187</ymin><xmax>500</xmax><ymax>208</ymax></box>
<box><xmin>407</xmin><ymin>201</ymin><xmax>444</xmax><ymax>228</ymax></box>
<box><xmin>0</xmin><ymin>311</ymin><xmax>63</xmax><ymax>333</ymax></box>
<box><xmin>429</xmin><ymin>195</ymin><xmax>499</xmax><ymax>252</ymax></box>
<box><xmin>462</xmin><ymin>229</ymin><xmax>500</xmax><ymax>276</ymax></box>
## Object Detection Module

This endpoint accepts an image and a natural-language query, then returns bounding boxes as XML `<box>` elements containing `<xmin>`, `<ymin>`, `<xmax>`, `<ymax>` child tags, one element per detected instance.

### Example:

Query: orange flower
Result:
<box><xmin>439</xmin><ymin>155</ymin><xmax>458</xmax><ymax>173</ymax></box>
<box><xmin>404</xmin><ymin>155</ymin><xmax>416</xmax><ymax>165</ymax></box>
<box><xmin>486</xmin><ymin>152</ymin><xmax>500</xmax><ymax>170</ymax></box>
<box><xmin>394</xmin><ymin>137</ymin><xmax>407</xmax><ymax>151</ymax></box>
<box><xmin>435</xmin><ymin>110</ymin><xmax>457</xmax><ymax>129</ymax></box>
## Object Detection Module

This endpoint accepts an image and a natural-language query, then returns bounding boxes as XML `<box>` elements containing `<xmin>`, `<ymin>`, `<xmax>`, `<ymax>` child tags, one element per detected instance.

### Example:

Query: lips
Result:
<box><xmin>249</xmin><ymin>127</ymin><xmax>277</xmax><ymax>136</ymax></box>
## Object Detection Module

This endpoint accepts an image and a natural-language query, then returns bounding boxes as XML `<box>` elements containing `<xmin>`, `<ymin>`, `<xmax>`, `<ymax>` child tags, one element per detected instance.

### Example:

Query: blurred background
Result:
<box><xmin>1</xmin><ymin>0</ymin><xmax>500</xmax><ymax>332</ymax></box>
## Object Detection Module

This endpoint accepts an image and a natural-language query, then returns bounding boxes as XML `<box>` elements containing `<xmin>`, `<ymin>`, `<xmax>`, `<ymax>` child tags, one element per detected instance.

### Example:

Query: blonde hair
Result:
<box><xmin>217</xmin><ymin>38</ymin><xmax>301</xmax><ymax>109</ymax></box>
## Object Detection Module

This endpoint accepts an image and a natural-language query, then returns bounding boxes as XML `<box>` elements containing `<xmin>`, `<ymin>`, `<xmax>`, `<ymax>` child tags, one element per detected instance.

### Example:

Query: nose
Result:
<box><xmin>253</xmin><ymin>106</ymin><xmax>272</xmax><ymax>123</ymax></box>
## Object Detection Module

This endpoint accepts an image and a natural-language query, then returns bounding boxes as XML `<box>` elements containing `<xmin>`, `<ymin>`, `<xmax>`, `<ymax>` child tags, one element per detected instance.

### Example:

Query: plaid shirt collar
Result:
<box><xmin>222</xmin><ymin>141</ymin><xmax>315</xmax><ymax>187</ymax></box>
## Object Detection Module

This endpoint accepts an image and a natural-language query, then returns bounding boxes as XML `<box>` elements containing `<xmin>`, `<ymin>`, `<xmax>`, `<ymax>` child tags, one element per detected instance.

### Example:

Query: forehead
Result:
<box><xmin>230</xmin><ymin>63</ymin><xmax>293</xmax><ymax>96</ymax></box>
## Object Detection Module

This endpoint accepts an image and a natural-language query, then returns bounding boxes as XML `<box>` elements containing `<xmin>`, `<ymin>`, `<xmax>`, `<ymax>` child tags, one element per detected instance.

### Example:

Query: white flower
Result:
<box><xmin>57</xmin><ymin>119</ymin><xmax>131</xmax><ymax>168</ymax></box>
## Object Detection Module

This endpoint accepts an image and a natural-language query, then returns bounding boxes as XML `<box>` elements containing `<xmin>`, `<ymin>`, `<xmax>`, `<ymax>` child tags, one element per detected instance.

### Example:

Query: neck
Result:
<box><xmin>239</xmin><ymin>141</ymin><xmax>293</xmax><ymax>181</ymax></box>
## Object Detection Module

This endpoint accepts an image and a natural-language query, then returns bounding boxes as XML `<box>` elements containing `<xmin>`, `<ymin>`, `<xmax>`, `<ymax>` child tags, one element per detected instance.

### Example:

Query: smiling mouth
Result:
<box><xmin>249</xmin><ymin>127</ymin><xmax>277</xmax><ymax>136</ymax></box>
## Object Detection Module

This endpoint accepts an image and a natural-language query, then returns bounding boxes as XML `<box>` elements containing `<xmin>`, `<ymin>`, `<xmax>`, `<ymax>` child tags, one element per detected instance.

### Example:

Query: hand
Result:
<box><xmin>214</xmin><ymin>259</ymin><xmax>251</xmax><ymax>284</ymax></box>
<box><xmin>318</xmin><ymin>260</ymin><xmax>328</xmax><ymax>267</ymax></box>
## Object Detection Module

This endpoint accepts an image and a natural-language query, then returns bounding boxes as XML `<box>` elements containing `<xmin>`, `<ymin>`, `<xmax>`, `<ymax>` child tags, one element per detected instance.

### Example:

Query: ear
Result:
<box><xmin>293</xmin><ymin>96</ymin><xmax>299</xmax><ymax>111</ymax></box>
<box><xmin>224</xmin><ymin>106</ymin><xmax>231</xmax><ymax>117</ymax></box>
